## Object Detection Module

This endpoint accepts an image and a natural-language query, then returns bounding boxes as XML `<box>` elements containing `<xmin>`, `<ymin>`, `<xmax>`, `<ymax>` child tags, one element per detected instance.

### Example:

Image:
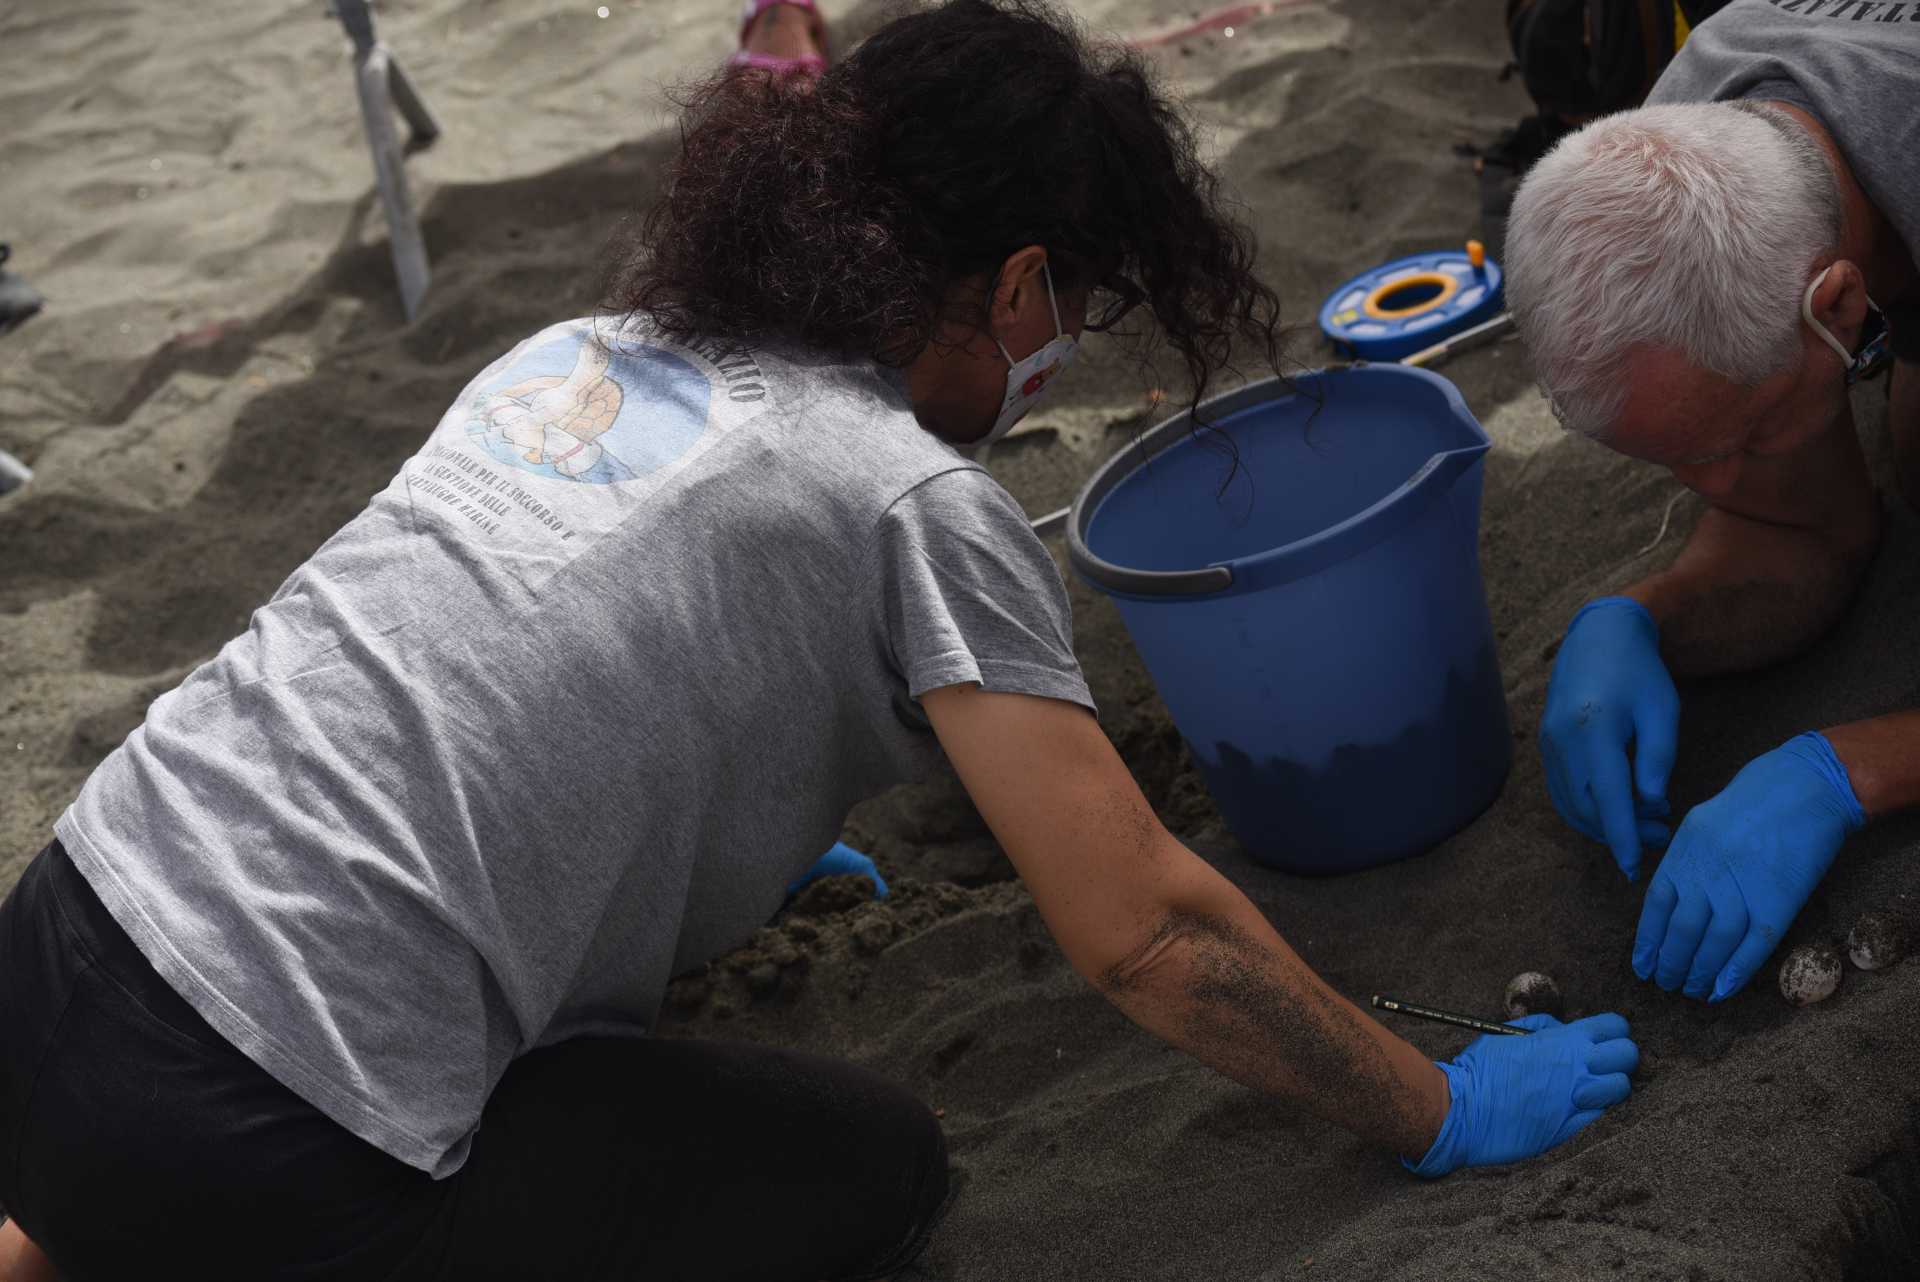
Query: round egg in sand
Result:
<box><xmin>1847</xmin><ymin>911</ymin><xmax>1909</xmax><ymax>972</ymax></box>
<box><xmin>1779</xmin><ymin>943</ymin><xmax>1843</xmax><ymax>1007</ymax></box>
<box><xmin>1504</xmin><ymin>971</ymin><xmax>1564</xmax><ymax>1021</ymax></box>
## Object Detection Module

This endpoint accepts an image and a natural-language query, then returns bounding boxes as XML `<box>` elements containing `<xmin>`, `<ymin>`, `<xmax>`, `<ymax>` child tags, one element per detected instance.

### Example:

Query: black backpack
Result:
<box><xmin>1505</xmin><ymin>0</ymin><xmax>1732</xmax><ymax>120</ymax></box>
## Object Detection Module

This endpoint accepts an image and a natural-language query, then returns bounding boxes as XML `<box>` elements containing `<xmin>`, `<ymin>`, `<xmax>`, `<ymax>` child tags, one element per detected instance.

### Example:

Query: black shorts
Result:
<box><xmin>0</xmin><ymin>842</ymin><xmax>949</xmax><ymax>1281</ymax></box>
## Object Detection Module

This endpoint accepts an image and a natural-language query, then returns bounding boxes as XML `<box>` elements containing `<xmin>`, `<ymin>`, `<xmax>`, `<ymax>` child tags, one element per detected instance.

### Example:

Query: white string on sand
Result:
<box><xmin>1634</xmin><ymin>488</ymin><xmax>1690</xmax><ymax>558</ymax></box>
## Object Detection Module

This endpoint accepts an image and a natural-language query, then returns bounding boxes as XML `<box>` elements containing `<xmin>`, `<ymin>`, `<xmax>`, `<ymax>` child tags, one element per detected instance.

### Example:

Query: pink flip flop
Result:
<box><xmin>730</xmin><ymin>0</ymin><xmax>828</xmax><ymax>75</ymax></box>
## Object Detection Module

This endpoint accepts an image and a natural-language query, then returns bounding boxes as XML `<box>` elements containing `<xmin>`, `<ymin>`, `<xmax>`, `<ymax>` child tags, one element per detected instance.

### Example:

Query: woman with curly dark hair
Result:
<box><xmin>0</xmin><ymin>3</ymin><xmax>1634</xmax><ymax>1279</ymax></box>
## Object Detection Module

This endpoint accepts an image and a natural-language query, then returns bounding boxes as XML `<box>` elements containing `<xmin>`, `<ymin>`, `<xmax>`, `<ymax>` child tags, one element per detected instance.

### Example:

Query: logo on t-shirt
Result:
<box><xmin>396</xmin><ymin>322</ymin><xmax>775</xmax><ymax>575</ymax></box>
<box><xmin>465</xmin><ymin>332</ymin><xmax>716</xmax><ymax>485</ymax></box>
<box><xmin>1765</xmin><ymin>0</ymin><xmax>1917</xmax><ymax>19</ymax></box>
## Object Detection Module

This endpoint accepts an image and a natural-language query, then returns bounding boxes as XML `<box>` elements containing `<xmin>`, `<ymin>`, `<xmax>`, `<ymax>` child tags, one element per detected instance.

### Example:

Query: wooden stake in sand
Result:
<box><xmin>1399</xmin><ymin>311</ymin><xmax>1516</xmax><ymax>370</ymax></box>
<box><xmin>334</xmin><ymin>0</ymin><xmax>441</xmax><ymax>322</ymax></box>
<box><xmin>1371</xmin><ymin>994</ymin><xmax>1529</xmax><ymax>1038</ymax></box>
<box><xmin>0</xmin><ymin>449</ymin><xmax>31</xmax><ymax>497</ymax></box>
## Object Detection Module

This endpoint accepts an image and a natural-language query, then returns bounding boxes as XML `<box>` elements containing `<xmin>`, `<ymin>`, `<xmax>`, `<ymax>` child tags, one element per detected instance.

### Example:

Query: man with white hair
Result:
<box><xmin>1506</xmin><ymin>0</ymin><xmax>1917</xmax><ymax>1005</ymax></box>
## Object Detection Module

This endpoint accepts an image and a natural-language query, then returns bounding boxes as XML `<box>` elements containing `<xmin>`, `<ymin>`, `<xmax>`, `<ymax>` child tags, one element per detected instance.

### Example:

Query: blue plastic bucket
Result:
<box><xmin>1066</xmin><ymin>364</ymin><xmax>1511</xmax><ymax>874</ymax></box>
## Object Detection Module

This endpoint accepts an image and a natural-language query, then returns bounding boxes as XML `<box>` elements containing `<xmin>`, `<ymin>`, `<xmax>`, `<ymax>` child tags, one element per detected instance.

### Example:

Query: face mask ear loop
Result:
<box><xmin>997</xmin><ymin>262</ymin><xmax>1066</xmax><ymax>367</ymax></box>
<box><xmin>1803</xmin><ymin>265</ymin><xmax>1856</xmax><ymax>366</ymax></box>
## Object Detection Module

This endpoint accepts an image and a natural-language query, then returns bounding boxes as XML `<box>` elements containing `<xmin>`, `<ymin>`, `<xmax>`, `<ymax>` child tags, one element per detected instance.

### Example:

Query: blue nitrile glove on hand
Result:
<box><xmin>1406</xmin><ymin>1013</ymin><xmax>1638</xmax><ymax>1178</ymax></box>
<box><xmin>1634</xmin><ymin>732</ymin><xmax>1864</xmax><ymax>1002</ymax></box>
<box><xmin>1541</xmin><ymin>597</ymin><xmax>1681</xmax><ymax>879</ymax></box>
<box><xmin>787</xmin><ymin>842</ymin><xmax>889</xmax><ymax>900</ymax></box>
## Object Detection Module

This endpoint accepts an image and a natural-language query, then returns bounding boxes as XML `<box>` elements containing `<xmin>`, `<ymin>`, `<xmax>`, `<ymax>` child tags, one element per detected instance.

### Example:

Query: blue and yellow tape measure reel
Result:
<box><xmin>1318</xmin><ymin>242</ymin><xmax>1504</xmax><ymax>362</ymax></box>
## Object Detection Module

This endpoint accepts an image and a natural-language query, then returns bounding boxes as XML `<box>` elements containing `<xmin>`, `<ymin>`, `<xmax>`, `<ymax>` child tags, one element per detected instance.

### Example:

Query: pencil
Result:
<box><xmin>1370</xmin><ymin>994</ymin><xmax>1529</xmax><ymax>1037</ymax></box>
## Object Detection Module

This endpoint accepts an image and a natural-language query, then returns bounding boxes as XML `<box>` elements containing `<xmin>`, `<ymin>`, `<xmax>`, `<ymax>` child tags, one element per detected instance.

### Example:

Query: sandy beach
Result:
<box><xmin>4</xmin><ymin>1</ymin><xmax>1919</xmax><ymax>1278</ymax></box>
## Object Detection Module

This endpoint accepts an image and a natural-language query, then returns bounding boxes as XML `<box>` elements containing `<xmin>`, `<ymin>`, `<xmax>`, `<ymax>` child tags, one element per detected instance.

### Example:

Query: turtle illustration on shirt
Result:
<box><xmin>481</xmin><ymin>339</ymin><xmax>625</xmax><ymax>480</ymax></box>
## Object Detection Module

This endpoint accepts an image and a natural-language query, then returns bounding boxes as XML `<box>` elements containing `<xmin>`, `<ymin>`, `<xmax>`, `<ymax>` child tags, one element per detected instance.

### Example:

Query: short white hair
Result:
<box><xmin>1505</xmin><ymin>101</ymin><xmax>1842</xmax><ymax>438</ymax></box>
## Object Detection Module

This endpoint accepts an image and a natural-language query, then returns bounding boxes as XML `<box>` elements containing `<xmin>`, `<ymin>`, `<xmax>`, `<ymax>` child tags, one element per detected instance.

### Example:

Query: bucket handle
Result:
<box><xmin>1065</xmin><ymin>367</ymin><xmax>1490</xmax><ymax>600</ymax></box>
<box><xmin>1073</xmin><ymin>551</ymin><xmax>1236</xmax><ymax>598</ymax></box>
<box><xmin>1064</xmin><ymin>385</ymin><xmax>1266</xmax><ymax>598</ymax></box>
<box><xmin>1069</xmin><ymin>442</ymin><xmax>1485</xmax><ymax>599</ymax></box>
<box><xmin>1221</xmin><ymin>440</ymin><xmax>1489</xmax><ymax>595</ymax></box>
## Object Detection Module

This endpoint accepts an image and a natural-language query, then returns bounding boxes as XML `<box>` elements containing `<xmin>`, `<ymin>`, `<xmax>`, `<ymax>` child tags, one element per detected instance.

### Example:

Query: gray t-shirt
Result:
<box><xmin>1648</xmin><ymin>0</ymin><xmax>1920</xmax><ymax>275</ymax></box>
<box><xmin>56</xmin><ymin>318</ymin><xmax>1093</xmax><ymax>1177</ymax></box>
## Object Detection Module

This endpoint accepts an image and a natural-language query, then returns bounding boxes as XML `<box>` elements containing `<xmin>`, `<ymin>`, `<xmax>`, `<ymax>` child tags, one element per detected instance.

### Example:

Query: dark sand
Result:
<box><xmin>4</xmin><ymin>1</ymin><xmax>1919</xmax><ymax>1279</ymax></box>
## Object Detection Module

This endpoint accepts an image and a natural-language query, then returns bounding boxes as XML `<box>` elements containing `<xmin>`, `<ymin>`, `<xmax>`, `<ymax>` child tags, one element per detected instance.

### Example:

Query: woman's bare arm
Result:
<box><xmin>920</xmin><ymin>683</ymin><xmax>1449</xmax><ymax>1158</ymax></box>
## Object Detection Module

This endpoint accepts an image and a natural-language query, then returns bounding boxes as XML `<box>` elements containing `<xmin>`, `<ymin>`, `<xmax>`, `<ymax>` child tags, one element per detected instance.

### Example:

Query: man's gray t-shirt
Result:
<box><xmin>1648</xmin><ymin>0</ymin><xmax>1920</xmax><ymax>272</ymax></box>
<box><xmin>55</xmin><ymin>318</ymin><xmax>1093</xmax><ymax>1177</ymax></box>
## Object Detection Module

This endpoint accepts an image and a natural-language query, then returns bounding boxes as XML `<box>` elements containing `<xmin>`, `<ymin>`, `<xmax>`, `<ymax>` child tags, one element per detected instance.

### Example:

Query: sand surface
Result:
<box><xmin>4</xmin><ymin>1</ymin><xmax>1919</xmax><ymax>1279</ymax></box>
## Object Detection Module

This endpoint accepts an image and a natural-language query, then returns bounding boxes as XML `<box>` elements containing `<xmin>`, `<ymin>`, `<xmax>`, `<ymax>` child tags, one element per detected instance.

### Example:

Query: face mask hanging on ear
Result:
<box><xmin>1803</xmin><ymin>264</ymin><xmax>1888</xmax><ymax>386</ymax></box>
<box><xmin>978</xmin><ymin>262</ymin><xmax>1078</xmax><ymax>447</ymax></box>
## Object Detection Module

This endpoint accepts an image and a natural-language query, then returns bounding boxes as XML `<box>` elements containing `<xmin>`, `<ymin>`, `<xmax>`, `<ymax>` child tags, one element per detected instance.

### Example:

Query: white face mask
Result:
<box><xmin>979</xmin><ymin>262</ymin><xmax>1077</xmax><ymax>447</ymax></box>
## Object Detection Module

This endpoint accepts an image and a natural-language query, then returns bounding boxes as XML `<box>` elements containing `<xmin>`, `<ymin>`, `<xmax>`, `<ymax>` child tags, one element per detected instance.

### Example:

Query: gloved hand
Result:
<box><xmin>1406</xmin><ymin>1013</ymin><xmax>1638</xmax><ymax>1178</ymax></box>
<box><xmin>1540</xmin><ymin>597</ymin><xmax>1681</xmax><ymax>879</ymax></box>
<box><xmin>1633</xmin><ymin>732</ymin><xmax>1864</xmax><ymax>1002</ymax></box>
<box><xmin>786</xmin><ymin>841</ymin><xmax>889</xmax><ymax>900</ymax></box>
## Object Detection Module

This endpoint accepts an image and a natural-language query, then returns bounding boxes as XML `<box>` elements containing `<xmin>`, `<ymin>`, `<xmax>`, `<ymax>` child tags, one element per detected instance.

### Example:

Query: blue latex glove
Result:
<box><xmin>786</xmin><ymin>842</ymin><xmax>889</xmax><ymax>900</ymax></box>
<box><xmin>1633</xmin><ymin>732</ymin><xmax>1864</xmax><ymax>1002</ymax></box>
<box><xmin>1406</xmin><ymin>1013</ymin><xmax>1638</xmax><ymax>1178</ymax></box>
<box><xmin>1540</xmin><ymin>597</ymin><xmax>1681</xmax><ymax>879</ymax></box>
